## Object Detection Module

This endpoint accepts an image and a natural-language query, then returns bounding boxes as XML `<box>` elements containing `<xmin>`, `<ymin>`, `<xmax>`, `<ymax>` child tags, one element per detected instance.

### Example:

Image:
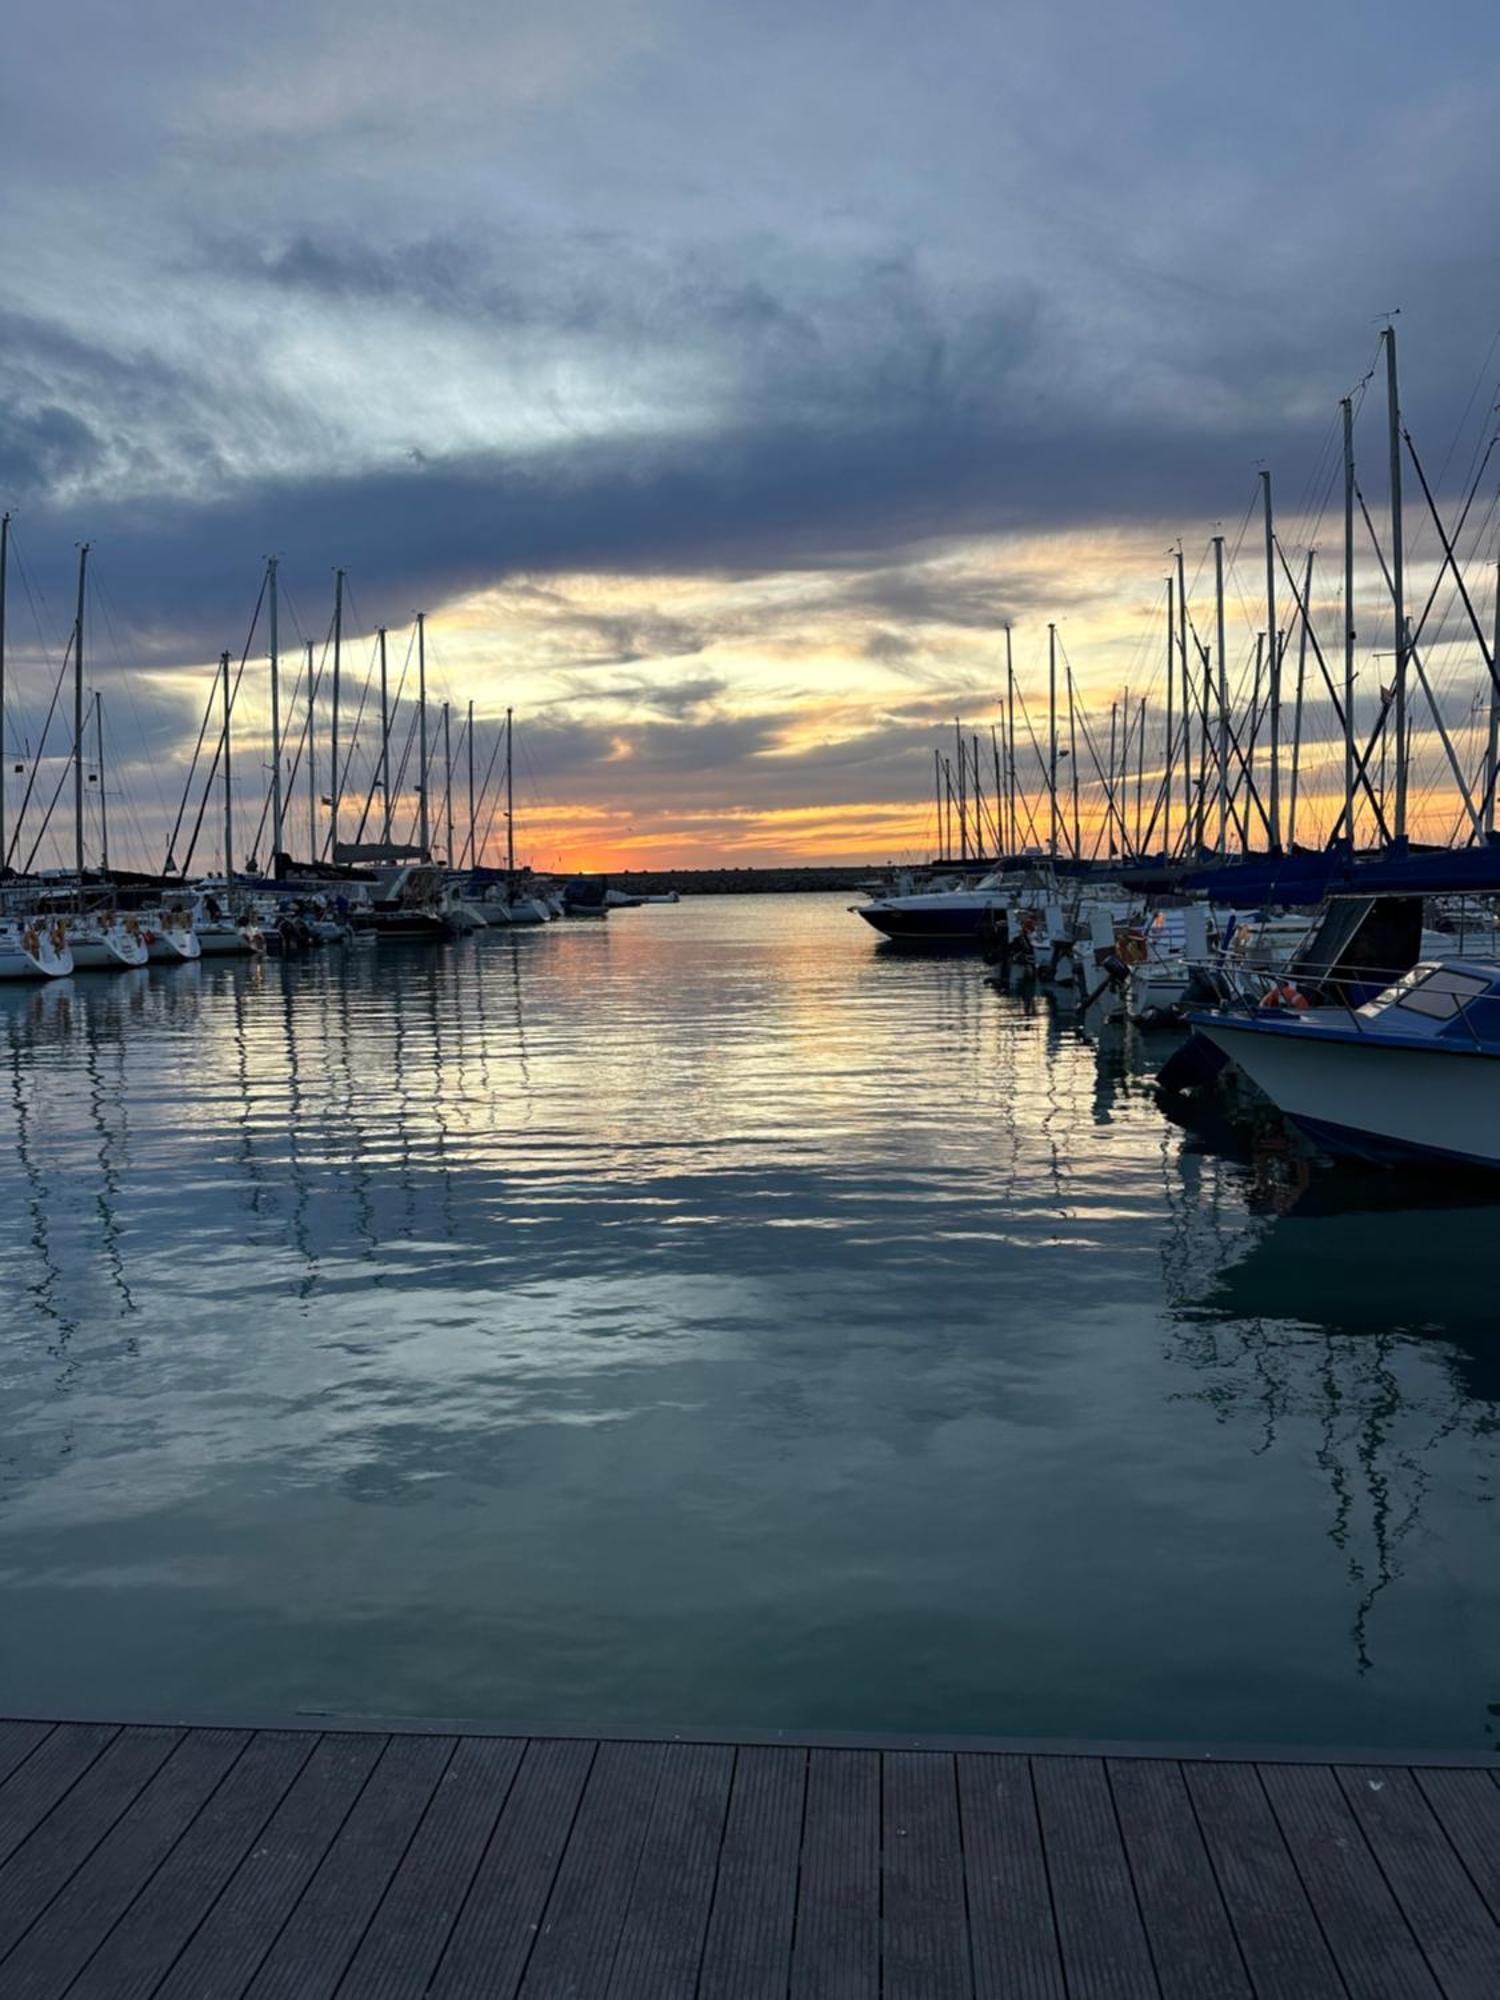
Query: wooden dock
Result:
<box><xmin>0</xmin><ymin>1717</ymin><xmax>1496</xmax><ymax>1997</ymax></box>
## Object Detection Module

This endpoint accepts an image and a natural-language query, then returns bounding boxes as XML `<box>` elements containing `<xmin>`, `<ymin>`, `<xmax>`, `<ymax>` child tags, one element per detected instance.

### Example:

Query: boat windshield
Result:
<box><xmin>1365</xmin><ymin>963</ymin><xmax>1494</xmax><ymax>1021</ymax></box>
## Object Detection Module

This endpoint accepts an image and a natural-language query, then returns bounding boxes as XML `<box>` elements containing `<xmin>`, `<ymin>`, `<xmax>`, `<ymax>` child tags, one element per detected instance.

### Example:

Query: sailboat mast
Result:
<box><xmin>1176</xmin><ymin>546</ymin><xmax>1190</xmax><ymax>853</ymax></box>
<box><xmin>305</xmin><ymin>640</ymin><xmax>316</xmax><ymax>862</ymax></box>
<box><xmin>466</xmin><ymin>699</ymin><xmax>476</xmax><ymax>868</ymax></box>
<box><xmin>378</xmin><ymin>627</ymin><xmax>391</xmax><ymax>842</ymax></box>
<box><xmin>442</xmin><ymin>701</ymin><xmax>453</xmax><ymax>864</ymax></box>
<box><xmin>221</xmin><ymin>649</ymin><xmax>233</xmax><ymax>886</ymax></box>
<box><xmin>330</xmin><ymin>568</ymin><xmax>344</xmax><ymax>858</ymax></box>
<box><xmin>990</xmin><ymin>724</ymin><xmax>1003</xmax><ymax>858</ymax></box>
<box><xmin>954</xmin><ymin>717</ymin><xmax>967</xmax><ymax>861</ymax></box>
<box><xmin>1488</xmin><ymin>552</ymin><xmax>1500</xmax><ymax>838</ymax></box>
<box><xmin>95</xmin><ymin>691</ymin><xmax>109</xmax><ymax>876</ymax></box>
<box><xmin>1047</xmin><ymin>623</ymin><xmax>1058</xmax><ymax>861</ymax></box>
<box><xmin>505</xmin><ymin>706</ymin><xmax>515</xmax><ymax>883</ymax></box>
<box><xmin>1107</xmin><ymin>700</ymin><xmax>1118</xmax><ymax>856</ymax></box>
<box><xmin>1005</xmin><ymin>625</ymin><xmax>1017</xmax><ymax>853</ymax></box>
<box><xmin>1288</xmin><ymin>551</ymin><xmax>1314</xmax><ymax>850</ymax></box>
<box><xmin>416</xmin><ymin>612</ymin><xmax>429</xmax><ymax>857</ymax></box>
<box><xmin>1135</xmin><ymin>698</ymin><xmax>1146</xmax><ymax>856</ymax></box>
<box><xmin>933</xmin><ymin>746</ymin><xmax>943</xmax><ymax>861</ymax></box>
<box><xmin>1261</xmin><ymin>471</ymin><xmax>1280</xmax><ymax>849</ymax></box>
<box><xmin>73</xmin><ymin>543</ymin><xmax>89</xmax><ymax>907</ymax></box>
<box><xmin>1067</xmin><ymin>667</ymin><xmax>1080</xmax><ymax>861</ymax></box>
<box><xmin>1213</xmin><ymin>534</ymin><xmax>1228</xmax><ymax>853</ymax></box>
<box><xmin>1341</xmin><ymin>395</ymin><xmax>1357</xmax><ymax>846</ymax></box>
<box><xmin>1384</xmin><ymin>326</ymin><xmax>1407</xmax><ymax>838</ymax></box>
<box><xmin>0</xmin><ymin>511</ymin><xmax>8</xmax><ymax>880</ymax></box>
<box><xmin>268</xmin><ymin>557</ymin><xmax>282</xmax><ymax>870</ymax></box>
<box><xmin>1163</xmin><ymin>572</ymin><xmax>1174</xmax><ymax>860</ymax></box>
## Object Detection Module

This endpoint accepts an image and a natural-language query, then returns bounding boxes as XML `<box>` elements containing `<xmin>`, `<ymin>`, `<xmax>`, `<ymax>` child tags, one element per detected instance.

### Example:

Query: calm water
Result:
<box><xmin>0</xmin><ymin>894</ymin><xmax>1495</xmax><ymax>1750</ymax></box>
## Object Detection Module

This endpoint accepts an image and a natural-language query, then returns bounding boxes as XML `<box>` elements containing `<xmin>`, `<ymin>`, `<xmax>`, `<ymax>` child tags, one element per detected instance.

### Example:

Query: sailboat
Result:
<box><xmin>51</xmin><ymin>547</ymin><xmax>149</xmax><ymax>970</ymax></box>
<box><xmin>0</xmin><ymin>916</ymin><xmax>73</xmax><ymax>979</ymax></box>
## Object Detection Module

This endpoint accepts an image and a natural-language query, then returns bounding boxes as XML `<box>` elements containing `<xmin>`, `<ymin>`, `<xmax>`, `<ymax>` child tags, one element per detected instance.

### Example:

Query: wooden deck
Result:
<box><xmin>0</xmin><ymin>1718</ymin><xmax>1497</xmax><ymax>1997</ymax></box>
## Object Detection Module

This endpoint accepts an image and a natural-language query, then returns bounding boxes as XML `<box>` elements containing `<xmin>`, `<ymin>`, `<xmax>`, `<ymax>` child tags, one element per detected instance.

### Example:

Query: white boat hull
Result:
<box><xmin>146</xmin><ymin>926</ymin><xmax>202</xmax><ymax>962</ymax></box>
<box><xmin>1198</xmin><ymin>1015</ymin><xmax>1500</xmax><ymax>1168</ymax></box>
<box><xmin>68</xmin><ymin>925</ymin><xmax>150</xmax><ymax>970</ymax></box>
<box><xmin>196</xmin><ymin>926</ymin><xmax>260</xmax><ymax>956</ymax></box>
<box><xmin>0</xmin><ymin>926</ymin><xmax>73</xmax><ymax>979</ymax></box>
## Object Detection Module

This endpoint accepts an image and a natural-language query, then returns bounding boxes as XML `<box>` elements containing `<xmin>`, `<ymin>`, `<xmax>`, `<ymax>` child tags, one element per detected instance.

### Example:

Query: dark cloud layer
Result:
<box><xmin>4</xmin><ymin>0</ymin><xmax>1500</xmax><ymax>859</ymax></box>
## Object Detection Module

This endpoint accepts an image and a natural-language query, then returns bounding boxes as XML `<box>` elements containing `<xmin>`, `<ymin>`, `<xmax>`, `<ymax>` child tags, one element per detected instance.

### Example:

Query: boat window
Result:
<box><xmin>1390</xmin><ymin>966</ymin><xmax>1493</xmax><ymax>1020</ymax></box>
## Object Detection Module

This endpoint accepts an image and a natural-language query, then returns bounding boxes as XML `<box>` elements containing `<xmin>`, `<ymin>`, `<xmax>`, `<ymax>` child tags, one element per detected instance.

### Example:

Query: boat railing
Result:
<box><xmin>1216</xmin><ymin>959</ymin><xmax>1499</xmax><ymax>1052</ymax></box>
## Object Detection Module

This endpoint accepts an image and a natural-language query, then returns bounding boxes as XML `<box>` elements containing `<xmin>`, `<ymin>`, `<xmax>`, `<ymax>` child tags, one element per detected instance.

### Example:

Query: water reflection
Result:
<box><xmin>0</xmin><ymin>900</ymin><xmax>1494</xmax><ymax>1749</ymax></box>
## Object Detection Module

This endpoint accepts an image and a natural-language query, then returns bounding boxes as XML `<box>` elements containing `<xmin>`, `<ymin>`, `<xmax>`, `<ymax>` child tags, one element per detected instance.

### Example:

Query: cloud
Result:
<box><xmin>3</xmin><ymin>0</ymin><xmax>1499</xmax><ymax>865</ymax></box>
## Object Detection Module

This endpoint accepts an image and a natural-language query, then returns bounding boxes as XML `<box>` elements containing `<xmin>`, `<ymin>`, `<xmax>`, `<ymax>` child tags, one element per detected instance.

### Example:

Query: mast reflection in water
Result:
<box><xmin>0</xmin><ymin>897</ymin><xmax>1495</xmax><ymax>1751</ymax></box>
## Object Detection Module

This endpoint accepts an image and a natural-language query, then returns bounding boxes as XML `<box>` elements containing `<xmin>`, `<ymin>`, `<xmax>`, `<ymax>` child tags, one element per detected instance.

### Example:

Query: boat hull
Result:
<box><xmin>1195</xmin><ymin>1015</ymin><xmax>1500</xmax><ymax>1169</ymax></box>
<box><xmin>146</xmin><ymin>928</ymin><xmax>202</xmax><ymax>962</ymax></box>
<box><xmin>196</xmin><ymin>928</ymin><xmax>260</xmax><ymax>956</ymax></box>
<box><xmin>69</xmin><ymin>929</ymin><xmax>150</xmax><ymax>970</ymax></box>
<box><xmin>351</xmin><ymin>912</ymin><xmax>455</xmax><ymax>942</ymax></box>
<box><xmin>0</xmin><ymin>931</ymin><xmax>73</xmax><ymax>979</ymax></box>
<box><xmin>856</xmin><ymin>899</ymin><xmax>1009</xmax><ymax>943</ymax></box>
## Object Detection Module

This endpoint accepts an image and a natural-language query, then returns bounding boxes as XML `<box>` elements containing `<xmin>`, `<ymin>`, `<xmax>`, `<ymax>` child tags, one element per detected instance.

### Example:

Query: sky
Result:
<box><xmin>4</xmin><ymin>0</ymin><xmax>1500</xmax><ymax>872</ymax></box>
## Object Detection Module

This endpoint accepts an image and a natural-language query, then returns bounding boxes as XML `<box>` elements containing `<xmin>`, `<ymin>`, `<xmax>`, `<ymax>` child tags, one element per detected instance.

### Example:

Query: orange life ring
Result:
<box><xmin>22</xmin><ymin>927</ymin><xmax>39</xmax><ymax>955</ymax></box>
<box><xmin>1260</xmin><ymin>981</ymin><xmax>1309</xmax><ymax>1011</ymax></box>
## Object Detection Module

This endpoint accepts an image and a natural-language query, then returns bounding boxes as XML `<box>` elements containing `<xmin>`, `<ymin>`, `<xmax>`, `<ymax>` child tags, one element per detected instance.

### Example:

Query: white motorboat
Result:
<box><xmin>1192</xmin><ymin>958</ymin><xmax>1500</xmax><ymax>1169</ymax></box>
<box><xmin>0</xmin><ymin>917</ymin><xmax>73</xmax><ymax>979</ymax></box>
<box><xmin>192</xmin><ymin>893</ymin><xmax>265</xmax><ymax>956</ymax></box>
<box><xmin>857</xmin><ymin>867</ymin><xmax>1016</xmax><ymax>943</ymax></box>
<box><xmin>1126</xmin><ymin>907</ymin><xmax>1216</xmax><ymax>1025</ymax></box>
<box><xmin>67</xmin><ymin>914</ymin><xmax>151</xmax><ymax>970</ymax></box>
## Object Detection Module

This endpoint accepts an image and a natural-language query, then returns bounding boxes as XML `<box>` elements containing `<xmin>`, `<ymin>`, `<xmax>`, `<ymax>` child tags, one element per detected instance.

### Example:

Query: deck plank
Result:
<box><xmin>1413</xmin><ymin>1767</ymin><xmax>1500</xmax><ymax>1923</ymax></box>
<box><xmin>0</xmin><ymin>1726</ymin><xmax>248</xmax><ymax>2000</ymax></box>
<box><xmin>956</xmin><ymin>1751</ymin><xmax>1065</xmax><ymax>2000</ymax></box>
<box><xmin>605</xmin><ymin>1740</ymin><xmax>734</xmax><ymax>1999</ymax></box>
<box><xmin>696</xmin><ymin>1746</ymin><xmax>806</xmax><ymax>2000</ymax></box>
<box><xmin>0</xmin><ymin>1713</ymin><xmax>1494</xmax><ymax>2000</ymax></box>
<box><xmin>0</xmin><ymin>1725</ymin><xmax>181</xmax><ymax>1963</ymax></box>
<box><xmin>1031</xmin><ymin>1753</ymin><xmax>1160</xmax><ymax>2000</ymax></box>
<box><xmin>0</xmin><ymin>1720</ymin><xmax>52</xmax><ymax>1791</ymax></box>
<box><xmin>1258</xmin><ymin>1761</ymin><xmax>1442</xmax><ymax>2000</ymax></box>
<box><xmin>1334</xmin><ymin>1765</ymin><xmax>1500</xmax><ymax>2000</ymax></box>
<box><xmin>516</xmin><ymin>1737</ymin><xmax>666</xmax><ymax>1998</ymax></box>
<box><xmin>882</xmin><ymin>1750</ymin><xmax>971</xmax><ymax>2000</ymax></box>
<box><xmin>1106</xmin><ymin>1759</ymin><xmax>1250</xmax><ymax>2000</ymax></box>
<box><xmin>241</xmin><ymin>1732</ymin><xmax>455</xmax><ymax>2000</ymax></box>
<box><xmin>333</xmin><ymin>1733</ymin><xmax>524</xmax><ymax>2000</ymax></box>
<box><xmin>64</xmin><ymin>1730</ymin><xmax>319</xmax><ymax>2000</ymax></box>
<box><xmin>789</xmin><ymin>1748</ymin><xmax>881</xmax><ymax>2000</ymax></box>
<box><xmin>153</xmin><ymin>1731</ymin><xmax>388</xmax><ymax>2000</ymax></box>
<box><xmin>427</xmin><ymin>1735</ymin><xmax>596</xmax><ymax>2000</ymax></box>
<box><xmin>0</xmin><ymin>1722</ymin><xmax>118</xmax><ymax>1870</ymax></box>
<box><xmin>1182</xmin><ymin>1762</ymin><xmax>1344</xmax><ymax>2000</ymax></box>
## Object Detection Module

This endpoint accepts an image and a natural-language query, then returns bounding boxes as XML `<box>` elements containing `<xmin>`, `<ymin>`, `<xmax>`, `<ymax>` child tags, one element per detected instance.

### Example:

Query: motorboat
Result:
<box><xmin>0</xmin><ymin>917</ymin><xmax>73</xmax><ymax>979</ymax></box>
<box><xmin>856</xmin><ymin>867</ymin><xmax>1016</xmax><ymax>943</ymax></box>
<box><xmin>1191</xmin><ymin>958</ymin><xmax>1500</xmax><ymax>1169</ymax></box>
<box><xmin>192</xmin><ymin>891</ymin><xmax>265</xmax><ymax>956</ymax></box>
